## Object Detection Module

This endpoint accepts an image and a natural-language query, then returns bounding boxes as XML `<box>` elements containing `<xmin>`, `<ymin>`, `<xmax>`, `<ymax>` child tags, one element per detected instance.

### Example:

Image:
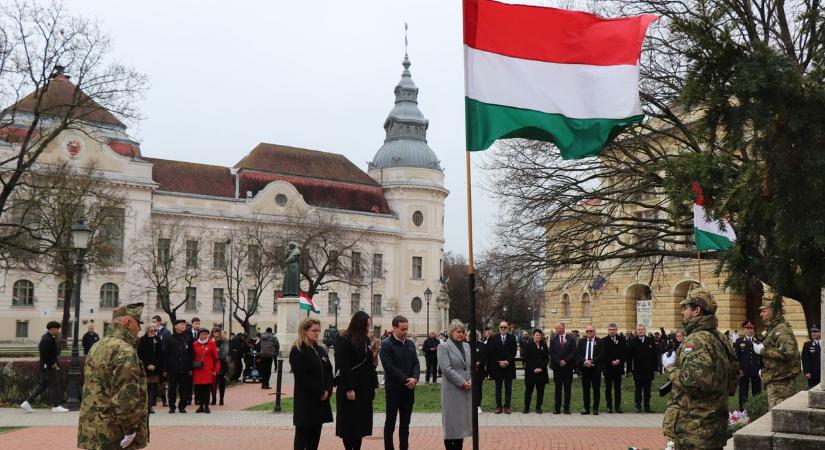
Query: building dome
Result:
<box><xmin>368</xmin><ymin>53</ymin><xmax>442</xmax><ymax>172</ymax></box>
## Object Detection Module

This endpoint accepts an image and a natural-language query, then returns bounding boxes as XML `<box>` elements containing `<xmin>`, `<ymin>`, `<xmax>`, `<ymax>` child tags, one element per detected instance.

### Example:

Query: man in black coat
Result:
<box><xmin>801</xmin><ymin>324</ymin><xmax>821</xmax><ymax>388</ymax></box>
<box><xmin>487</xmin><ymin>320</ymin><xmax>517</xmax><ymax>414</ymax></box>
<box><xmin>421</xmin><ymin>331</ymin><xmax>440</xmax><ymax>384</ymax></box>
<box><xmin>602</xmin><ymin>323</ymin><xmax>626</xmax><ymax>413</ymax></box>
<box><xmin>576</xmin><ymin>325</ymin><xmax>604</xmax><ymax>415</ymax></box>
<box><xmin>735</xmin><ymin>320</ymin><xmax>762</xmax><ymax>410</ymax></box>
<box><xmin>20</xmin><ymin>321</ymin><xmax>66</xmax><ymax>412</ymax></box>
<box><xmin>626</xmin><ymin>324</ymin><xmax>657</xmax><ymax>413</ymax></box>
<box><xmin>379</xmin><ymin>316</ymin><xmax>420</xmax><ymax>450</ymax></box>
<box><xmin>164</xmin><ymin>319</ymin><xmax>193</xmax><ymax>413</ymax></box>
<box><xmin>549</xmin><ymin>322</ymin><xmax>577</xmax><ymax>414</ymax></box>
<box><xmin>81</xmin><ymin>323</ymin><xmax>100</xmax><ymax>355</ymax></box>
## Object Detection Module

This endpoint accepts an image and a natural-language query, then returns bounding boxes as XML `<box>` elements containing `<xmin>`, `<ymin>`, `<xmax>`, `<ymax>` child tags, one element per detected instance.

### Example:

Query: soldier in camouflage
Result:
<box><xmin>754</xmin><ymin>299</ymin><xmax>800</xmax><ymax>408</ymax></box>
<box><xmin>662</xmin><ymin>288</ymin><xmax>737</xmax><ymax>450</ymax></box>
<box><xmin>78</xmin><ymin>303</ymin><xmax>149</xmax><ymax>450</ymax></box>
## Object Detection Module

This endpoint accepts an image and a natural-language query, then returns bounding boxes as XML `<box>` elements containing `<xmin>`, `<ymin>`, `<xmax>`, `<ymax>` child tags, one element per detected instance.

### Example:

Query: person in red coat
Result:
<box><xmin>192</xmin><ymin>328</ymin><xmax>220</xmax><ymax>413</ymax></box>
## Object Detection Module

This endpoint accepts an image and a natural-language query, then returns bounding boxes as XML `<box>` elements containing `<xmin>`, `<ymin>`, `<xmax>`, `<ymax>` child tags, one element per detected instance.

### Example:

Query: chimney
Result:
<box><xmin>50</xmin><ymin>65</ymin><xmax>68</xmax><ymax>79</ymax></box>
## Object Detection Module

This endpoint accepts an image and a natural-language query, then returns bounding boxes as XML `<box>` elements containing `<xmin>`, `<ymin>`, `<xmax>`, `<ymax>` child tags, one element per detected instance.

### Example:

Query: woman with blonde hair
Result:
<box><xmin>289</xmin><ymin>317</ymin><xmax>333</xmax><ymax>450</ymax></box>
<box><xmin>438</xmin><ymin>319</ymin><xmax>473</xmax><ymax>449</ymax></box>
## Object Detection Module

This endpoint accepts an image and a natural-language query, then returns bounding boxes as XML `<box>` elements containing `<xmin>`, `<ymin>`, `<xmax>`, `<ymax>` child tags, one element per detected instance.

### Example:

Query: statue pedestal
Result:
<box><xmin>276</xmin><ymin>296</ymin><xmax>301</xmax><ymax>358</ymax></box>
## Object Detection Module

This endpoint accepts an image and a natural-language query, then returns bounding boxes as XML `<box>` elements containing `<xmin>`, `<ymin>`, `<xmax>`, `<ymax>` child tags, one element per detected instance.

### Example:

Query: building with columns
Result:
<box><xmin>0</xmin><ymin>52</ymin><xmax>449</xmax><ymax>344</ymax></box>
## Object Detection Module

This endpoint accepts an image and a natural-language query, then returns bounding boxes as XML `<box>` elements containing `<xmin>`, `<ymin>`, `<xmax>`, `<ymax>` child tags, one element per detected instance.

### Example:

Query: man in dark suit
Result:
<box><xmin>602</xmin><ymin>323</ymin><xmax>625</xmax><ymax>413</ymax></box>
<box><xmin>626</xmin><ymin>324</ymin><xmax>657</xmax><ymax>413</ymax></box>
<box><xmin>734</xmin><ymin>320</ymin><xmax>762</xmax><ymax>410</ymax></box>
<box><xmin>801</xmin><ymin>324</ymin><xmax>821</xmax><ymax>388</ymax></box>
<box><xmin>576</xmin><ymin>324</ymin><xmax>604</xmax><ymax>415</ymax></box>
<box><xmin>549</xmin><ymin>322</ymin><xmax>577</xmax><ymax>414</ymax></box>
<box><xmin>487</xmin><ymin>320</ymin><xmax>517</xmax><ymax>414</ymax></box>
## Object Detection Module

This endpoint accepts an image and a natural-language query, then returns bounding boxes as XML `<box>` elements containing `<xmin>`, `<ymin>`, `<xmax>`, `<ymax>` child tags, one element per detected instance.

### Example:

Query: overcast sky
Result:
<box><xmin>54</xmin><ymin>0</ymin><xmax>564</xmax><ymax>256</ymax></box>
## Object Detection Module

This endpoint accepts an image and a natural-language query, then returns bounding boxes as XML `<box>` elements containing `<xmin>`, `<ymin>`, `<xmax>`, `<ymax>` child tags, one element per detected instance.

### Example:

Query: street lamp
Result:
<box><xmin>65</xmin><ymin>219</ymin><xmax>91</xmax><ymax>411</ymax></box>
<box><xmin>424</xmin><ymin>287</ymin><xmax>432</xmax><ymax>333</ymax></box>
<box><xmin>334</xmin><ymin>296</ymin><xmax>340</xmax><ymax>328</ymax></box>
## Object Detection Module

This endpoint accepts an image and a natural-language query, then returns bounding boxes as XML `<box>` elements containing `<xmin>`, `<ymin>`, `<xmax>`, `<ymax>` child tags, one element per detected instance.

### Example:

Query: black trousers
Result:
<box><xmin>194</xmin><ymin>384</ymin><xmax>211</xmax><ymax>406</ymax></box>
<box><xmin>494</xmin><ymin>377</ymin><xmax>513</xmax><ymax>408</ymax></box>
<box><xmin>553</xmin><ymin>368</ymin><xmax>573</xmax><ymax>412</ymax></box>
<box><xmin>384</xmin><ymin>389</ymin><xmax>414</xmax><ymax>450</ymax></box>
<box><xmin>231</xmin><ymin>353</ymin><xmax>243</xmax><ymax>380</ymax></box>
<box><xmin>342</xmin><ymin>437</ymin><xmax>363</xmax><ymax>450</ymax></box>
<box><xmin>444</xmin><ymin>439</ymin><xmax>463</xmax><ymax>449</ymax></box>
<box><xmin>294</xmin><ymin>424</ymin><xmax>322</xmax><ymax>450</ymax></box>
<box><xmin>259</xmin><ymin>357</ymin><xmax>273</xmax><ymax>387</ymax></box>
<box><xmin>581</xmin><ymin>368</ymin><xmax>601</xmax><ymax>411</ymax></box>
<box><xmin>604</xmin><ymin>374</ymin><xmax>622</xmax><ymax>410</ymax></box>
<box><xmin>808</xmin><ymin>375</ymin><xmax>821</xmax><ymax>389</ymax></box>
<box><xmin>147</xmin><ymin>382</ymin><xmax>158</xmax><ymax>408</ymax></box>
<box><xmin>168</xmin><ymin>372</ymin><xmax>192</xmax><ymax>410</ymax></box>
<box><xmin>425</xmin><ymin>356</ymin><xmax>438</xmax><ymax>382</ymax></box>
<box><xmin>524</xmin><ymin>379</ymin><xmax>546</xmax><ymax>409</ymax></box>
<box><xmin>634</xmin><ymin>376</ymin><xmax>652</xmax><ymax>409</ymax></box>
<box><xmin>211</xmin><ymin>375</ymin><xmax>226</xmax><ymax>403</ymax></box>
<box><xmin>738</xmin><ymin>374</ymin><xmax>761</xmax><ymax>410</ymax></box>
<box><xmin>26</xmin><ymin>368</ymin><xmax>60</xmax><ymax>407</ymax></box>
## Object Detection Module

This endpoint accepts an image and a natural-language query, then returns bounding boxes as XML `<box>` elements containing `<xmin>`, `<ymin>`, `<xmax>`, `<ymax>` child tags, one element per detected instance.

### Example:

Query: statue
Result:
<box><xmin>282</xmin><ymin>241</ymin><xmax>301</xmax><ymax>297</ymax></box>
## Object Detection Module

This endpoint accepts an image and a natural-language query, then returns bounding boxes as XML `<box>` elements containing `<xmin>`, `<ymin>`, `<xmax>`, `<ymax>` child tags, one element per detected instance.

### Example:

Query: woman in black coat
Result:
<box><xmin>522</xmin><ymin>329</ymin><xmax>550</xmax><ymax>413</ymax></box>
<box><xmin>290</xmin><ymin>317</ymin><xmax>333</xmax><ymax>450</ymax></box>
<box><xmin>137</xmin><ymin>325</ymin><xmax>163</xmax><ymax>414</ymax></box>
<box><xmin>472</xmin><ymin>330</ymin><xmax>487</xmax><ymax>412</ymax></box>
<box><xmin>334</xmin><ymin>311</ymin><xmax>378</xmax><ymax>450</ymax></box>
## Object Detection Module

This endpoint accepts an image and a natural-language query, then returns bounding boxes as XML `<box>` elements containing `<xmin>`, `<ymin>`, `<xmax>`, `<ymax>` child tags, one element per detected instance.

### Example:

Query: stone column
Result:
<box><xmin>276</xmin><ymin>296</ymin><xmax>301</xmax><ymax>358</ymax></box>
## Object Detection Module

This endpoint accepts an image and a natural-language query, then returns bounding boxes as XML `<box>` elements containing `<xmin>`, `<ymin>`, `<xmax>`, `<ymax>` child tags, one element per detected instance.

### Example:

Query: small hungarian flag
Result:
<box><xmin>299</xmin><ymin>291</ymin><xmax>320</xmax><ymax>314</ymax></box>
<box><xmin>463</xmin><ymin>0</ymin><xmax>657</xmax><ymax>159</ymax></box>
<box><xmin>692</xmin><ymin>182</ymin><xmax>736</xmax><ymax>251</ymax></box>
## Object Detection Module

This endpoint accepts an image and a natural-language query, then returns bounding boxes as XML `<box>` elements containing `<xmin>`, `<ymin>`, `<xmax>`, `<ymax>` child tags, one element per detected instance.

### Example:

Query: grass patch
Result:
<box><xmin>0</xmin><ymin>427</ymin><xmax>23</xmax><ymax>434</ymax></box>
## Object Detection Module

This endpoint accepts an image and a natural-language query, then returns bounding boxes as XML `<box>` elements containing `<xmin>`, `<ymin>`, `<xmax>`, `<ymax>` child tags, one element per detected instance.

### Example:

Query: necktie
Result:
<box><xmin>502</xmin><ymin>335</ymin><xmax>505</xmax><ymax>345</ymax></box>
<box><xmin>587</xmin><ymin>340</ymin><xmax>592</xmax><ymax>360</ymax></box>
<box><xmin>561</xmin><ymin>335</ymin><xmax>565</xmax><ymax>347</ymax></box>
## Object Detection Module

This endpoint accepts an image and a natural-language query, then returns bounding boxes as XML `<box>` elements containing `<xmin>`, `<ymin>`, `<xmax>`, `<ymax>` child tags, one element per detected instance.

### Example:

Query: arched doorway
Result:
<box><xmin>625</xmin><ymin>284</ymin><xmax>653</xmax><ymax>329</ymax></box>
<box><xmin>672</xmin><ymin>280</ymin><xmax>701</xmax><ymax>329</ymax></box>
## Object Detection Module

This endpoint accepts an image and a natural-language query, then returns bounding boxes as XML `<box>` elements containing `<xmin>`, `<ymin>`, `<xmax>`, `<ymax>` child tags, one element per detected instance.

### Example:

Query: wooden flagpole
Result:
<box><xmin>696</xmin><ymin>251</ymin><xmax>702</xmax><ymax>284</ymax></box>
<box><xmin>466</xmin><ymin>150</ymin><xmax>480</xmax><ymax>450</ymax></box>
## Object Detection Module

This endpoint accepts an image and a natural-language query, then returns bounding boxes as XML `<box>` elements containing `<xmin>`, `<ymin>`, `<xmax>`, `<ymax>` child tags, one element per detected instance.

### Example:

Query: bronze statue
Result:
<box><xmin>282</xmin><ymin>241</ymin><xmax>300</xmax><ymax>296</ymax></box>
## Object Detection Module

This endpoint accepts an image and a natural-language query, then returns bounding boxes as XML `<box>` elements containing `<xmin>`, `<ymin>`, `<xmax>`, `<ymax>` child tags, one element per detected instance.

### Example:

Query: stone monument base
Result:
<box><xmin>276</xmin><ymin>296</ymin><xmax>301</xmax><ymax>358</ymax></box>
<box><xmin>729</xmin><ymin>384</ymin><xmax>825</xmax><ymax>449</ymax></box>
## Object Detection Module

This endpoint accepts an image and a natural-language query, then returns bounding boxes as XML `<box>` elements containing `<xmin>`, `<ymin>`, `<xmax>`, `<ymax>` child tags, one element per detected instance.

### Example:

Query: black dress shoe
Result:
<box><xmin>168</xmin><ymin>408</ymin><xmax>176</xmax><ymax>414</ymax></box>
<box><xmin>553</xmin><ymin>410</ymin><xmax>561</xmax><ymax>414</ymax></box>
<box><xmin>522</xmin><ymin>408</ymin><xmax>529</xmax><ymax>414</ymax></box>
<box><xmin>593</xmin><ymin>410</ymin><xmax>599</xmax><ymax>415</ymax></box>
<box><xmin>563</xmin><ymin>410</ymin><xmax>571</xmax><ymax>415</ymax></box>
<box><xmin>644</xmin><ymin>408</ymin><xmax>653</xmax><ymax>413</ymax></box>
<box><xmin>581</xmin><ymin>410</ymin><xmax>590</xmax><ymax>415</ymax></box>
<box><xmin>204</xmin><ymin>406</ymin><xmax>211</xmax><ymax>414</ymax></box>
<box><xmin>615</xmin><ymin>409</ymin><xmax>624</xmax><ymax>414</ymax></box>
<box><xmin>536</xmin><ymin>408</ymin><xmax>542</xmax><ymax>414</ymax></box>
<box><xmin>634</xmin><ymin>407</ymin><xmax>642</xmax><ymax>413</ymax></box>
<box><xmin>179</xmin><ymin>408</ymin><xmax>187</xmax><ymax>413</ymax></box>
<box><xmin>607</xmin><ymin>408</ymin><xmax>613</xmax><ymax>413</ymax></box>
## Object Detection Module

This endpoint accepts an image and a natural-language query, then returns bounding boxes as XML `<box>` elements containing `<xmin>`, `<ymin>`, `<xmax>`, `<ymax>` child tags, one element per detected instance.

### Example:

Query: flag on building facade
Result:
<box><xmin>463</xmin><ymin>0</ymin><xmax>657</xmax><ymax>159</ymax></box>
<box><xmin>692</xmin><ymin>181</ymin><xmax>736</xmax><ymax>251</ymax></box>
<box><xmin>299</xmin><ymin>291</ymin><xmax>320</xmax><ymax>314</ymax></box>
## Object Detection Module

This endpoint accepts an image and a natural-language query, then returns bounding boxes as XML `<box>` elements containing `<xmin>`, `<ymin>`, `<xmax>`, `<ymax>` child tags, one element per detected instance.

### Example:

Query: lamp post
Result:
<box><xmin>65</xmin><ymin>220</ymin><xmax>91</xmax><ymax>411</ymax></box>
<box><xmin>424</xmin><ymin>287</ymin><xmax>432</xmax><ymax>334</ymax></box>
<box><xmin>334</xmin><ymin>296</ymin><xmax>340</xmax><ymax>328</ymax></box>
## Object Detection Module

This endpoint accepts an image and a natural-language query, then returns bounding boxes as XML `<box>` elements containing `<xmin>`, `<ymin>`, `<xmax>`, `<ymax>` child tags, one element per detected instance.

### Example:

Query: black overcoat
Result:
<box><xmin>334</xmin><ymin>334</ymin><xmax>378</xmax><ymax>439</ymax></box>
<box><xmin>289</xmin><ymin>343</ymin><xmax>333</xmax><ymax>427</ymax></box>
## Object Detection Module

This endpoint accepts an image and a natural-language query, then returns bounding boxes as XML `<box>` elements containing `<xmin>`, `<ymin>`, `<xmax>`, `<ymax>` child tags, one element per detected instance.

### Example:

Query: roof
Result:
<box><xmin>4</xmin><ymin>75</ymin><xmax>125</xmax><ymax>127</ymax></box>
<box><xmin>145</xmin><ymin>157</ymin><xmax>235</xmax><ymax>198</ymax></box>
<box><xmin>234</xmin><ymin>143</ymin><xmax>379</xmax><ymax>186</ymax></box>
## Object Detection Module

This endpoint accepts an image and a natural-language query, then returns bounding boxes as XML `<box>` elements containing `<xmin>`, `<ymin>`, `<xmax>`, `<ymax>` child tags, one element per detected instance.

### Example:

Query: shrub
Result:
<box><xmin>745</xmin><ymin>391</ymin><xmax>769</xmax><ymax>421</ymax></box>
<box><xmin>0</xmin><ymin>357</ymin><xmax>83</xmax><ymax>406</ymax></box>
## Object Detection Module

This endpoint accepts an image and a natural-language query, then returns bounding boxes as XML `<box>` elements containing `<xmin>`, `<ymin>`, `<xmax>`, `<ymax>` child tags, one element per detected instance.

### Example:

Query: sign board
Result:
<box><xmin>636</xmin><ymin>299</ymin><xmax>653</xmax><ymax>328</ymax></box>
<box><xmin>530</xmin><ymin>319</ymin><xmax>535</xmax><ymax>328</ymax></box>
<box><xmin>550</xmin><ymin>308</ymin><xmax>558</xmax><ymax>314</ymax></box>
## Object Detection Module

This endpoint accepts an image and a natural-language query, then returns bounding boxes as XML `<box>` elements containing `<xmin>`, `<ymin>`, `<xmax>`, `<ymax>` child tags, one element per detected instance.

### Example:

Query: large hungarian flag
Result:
<box><xmin>692</xmin><ymin>182</ymin><xmax>736</xmax><ymax>251</ymax></box>
<box><xmin>463</xmin><ymin>0</ymin><xmax>657</xmax><ymax>159</ymax></box>
<box><xmin>299</xmin><ymin>291</ymin><xmax>320</xmax><ymax>314</ymax></box>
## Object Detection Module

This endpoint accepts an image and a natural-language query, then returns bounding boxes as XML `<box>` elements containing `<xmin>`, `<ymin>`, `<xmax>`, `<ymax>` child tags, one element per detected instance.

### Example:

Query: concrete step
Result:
<box><xmin>771</xmin><ymin>388</ymin><xmax>825</xmax><ymax>436</ymax></box>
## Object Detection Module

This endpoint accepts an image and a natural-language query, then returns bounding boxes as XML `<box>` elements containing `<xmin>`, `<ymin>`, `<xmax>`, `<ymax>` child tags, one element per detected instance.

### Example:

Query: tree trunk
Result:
<box><xmin>799</xmin><ymin>289</ymin><xmax>822</xmax><ymax>334</ymax></box>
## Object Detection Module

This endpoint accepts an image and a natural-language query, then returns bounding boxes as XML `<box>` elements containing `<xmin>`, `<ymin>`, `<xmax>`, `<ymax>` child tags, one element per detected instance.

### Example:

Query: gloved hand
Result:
<box><xmin>753</xmin><ymin>343</ymin><xmax>764</xmax><ymax>355</ymax></box>
<box><xmin>120</xmin><ymin>433</ymin><xmax>136</xmax><ymax>448</ymax></box>
<box><xmin>662</xmin><ymin>352</ymin><xmax>677</xmax><ymax>368</ymax></box>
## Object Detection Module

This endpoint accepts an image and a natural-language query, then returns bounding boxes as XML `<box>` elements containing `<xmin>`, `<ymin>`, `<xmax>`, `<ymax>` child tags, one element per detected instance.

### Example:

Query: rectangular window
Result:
<box><xmin>15</xmin><ymin>320</ymin><xmax>28</xmax><ymax>338</ymax></box>
<box><xmin>186</xmin><ymin>240</ymin><xmax>199</xmax><ymax>268</ymax></box>
<box><xmin>371</xmin><ymin>294</ymin><xmax>382</xmax><ymax>317</ymax></box>
<box><xmin>351</xmin><ymin>252</ymin><xmax>362</xmax><ymax>277</ymax></box>
<box><xmin>351</xmin><ymin>293</ymin><xmax>360</xmax><ymax>314</ymax></box>
<box><xmin>247</xmin><ymin>245</ymin><xmax>261</xmax><ymax>272</ymax></box>
<box><xmin>247</xmin><ymin>288</ymin><xmax>258</xmax><ymax>313</ymax></box>
<box><xmin>101</xmin><ymin>207</ymin><xmax>125</xmax><ymax>263</ymax></box>
<box><xmin>158</xmin><ymin>238</ymin><xmax>171</xmax><ymax>265</ymax></box>
<box><xmin>212</xmin><ymin>288</ymin><xmax>224</xmax><ymax>312</ymax></box>
<box><xmin>156</xmin><ymin>288</ymin><xmax>169</xmax><ymax>310</ymax></box>
<box><xmin>328</xmin><ymin>292</ymin><xmax>339</xmax><ymax>314</ymax></box>
<box><xmin>273</xmin><ymin>290</ymin><xmax>282</xmax><ymax>312</ymax></box>
<box><xmin>56</xmin><ymin>282</ymin><xmax>69</xmax><ymax>308</ymax></box>
<box><xmin>412</xmin><ymin>256</ymin><xmax>423</xmax><ymax>279</ymax></box>
<box><xmin>213</xmin><ymin>241</ymin><xmax>226</xmax><ymax>269</ymax></box>
<box><xmin>185</xmin><ymin>287</ymin><xmax>197</xmax><ymax>311</ymax></box>
<box><xmin>372</xmin><ymin>253</ymin><xmax>383</xmax><ymax>279</ymax></box>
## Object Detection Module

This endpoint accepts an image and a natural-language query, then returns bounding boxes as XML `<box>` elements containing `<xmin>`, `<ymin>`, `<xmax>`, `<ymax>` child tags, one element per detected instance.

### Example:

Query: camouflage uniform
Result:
<box><xmin>78</xmin><ymin>303</ymin><xmax>148</xmax><ymax>450</ymax></box>
<box><xmin>759</xmin><ymin>301</ymin><xmax>800</xmax><ymax>408</ymax></box>
<box><xmin>663</xmin><ymin>289</ymin><xmax>736</xmax><ymax>450</ymax></box>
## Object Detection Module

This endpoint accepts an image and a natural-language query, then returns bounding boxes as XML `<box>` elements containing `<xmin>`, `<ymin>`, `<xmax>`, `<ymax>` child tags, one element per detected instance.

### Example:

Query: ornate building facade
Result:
<box><xmin>0</xmin><ymin>54</ymin><xmax>449</xmax><ymax>344</ymax></box>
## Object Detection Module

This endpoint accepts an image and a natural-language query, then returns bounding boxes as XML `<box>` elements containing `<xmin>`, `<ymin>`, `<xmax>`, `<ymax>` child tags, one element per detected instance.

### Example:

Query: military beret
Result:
<box><xmin>174</xmin><ymin>319</ymin><xmax>187</xmax><ymax>325</ymax></box>
<box><xmin>680</xmin><ymin>287</ymin><xmax>717</xmax><ymax>314</ymax></box>
<box><xmin>742</xmin><ymin>320</ymin><xmax>755</xmax><ymax>328</ymax></box>
<box><xmin>112</xmin><ymin>303</ymin><xmax>144</xmax><ymax>324</ymax></box>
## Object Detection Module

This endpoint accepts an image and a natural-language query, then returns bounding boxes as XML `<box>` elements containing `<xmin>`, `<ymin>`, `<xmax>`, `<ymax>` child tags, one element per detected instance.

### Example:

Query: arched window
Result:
<box><xmin>561</xmin><ymin>293</ymin><xmax>571</xmax><ymax>318</ymax></box>
<box><xmin>581</xmin><ymin>292</ymin><xmax>592</xmax><ymax>319</ymax></box>
<box><xmin>12</xmin><ymin>280</ymin><xmax>35</xmax><ymax>306</ymax></box>
<box><xmin>100</xmin><ymin>283</ymin><xmax>119</xmax><ymax>308</ymax></box>
<box><xmin>411</xmin><ymin>296</ymin><xmax>422</xmax><ymax>313</ymax></box>
<box><xmin>57</xmin><ymin>281</ymin><xmax>70</xmax><ymax>308</ymax></box>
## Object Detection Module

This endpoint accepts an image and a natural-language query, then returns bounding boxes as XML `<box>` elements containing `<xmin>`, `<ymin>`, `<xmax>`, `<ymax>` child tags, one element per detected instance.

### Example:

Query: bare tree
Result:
<box><xmin>0</xmin><ymin>0</ymin><xmax>146</xmax><ymax>263</ymax></box>
<box><xmin>129</xmin><ymin>219</ymin><xmax>208</xmax><ymax>324</ymax></box>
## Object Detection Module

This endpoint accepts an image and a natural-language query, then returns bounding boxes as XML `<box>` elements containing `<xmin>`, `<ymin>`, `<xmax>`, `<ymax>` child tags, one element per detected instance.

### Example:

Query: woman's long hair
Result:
<box><xmin>342</xmin><ymin>310</ymin><xmax>370</xmax><ymax>347</ymax></box>
<box><xmin>293</xmin><ymin>317</ymin><xmax>321</xmax><ymax>349</ymax></box>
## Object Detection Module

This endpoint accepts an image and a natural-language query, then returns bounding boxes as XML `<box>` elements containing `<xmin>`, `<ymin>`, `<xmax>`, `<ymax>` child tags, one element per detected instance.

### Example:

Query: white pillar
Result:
<box><xmin>276</xmin><ymin>296</ymin><xmax>301</xmax><ymax>358</ymax></box>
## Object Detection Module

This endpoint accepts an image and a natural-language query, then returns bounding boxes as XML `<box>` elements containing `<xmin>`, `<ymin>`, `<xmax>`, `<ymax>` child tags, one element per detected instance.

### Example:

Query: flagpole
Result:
<box><xmin>696</xmin><ymin>251</ymin><xmax>702</xmax><ymax>284</ymax></box>
<box><xmin>465</xmin><ymin>150</ymin><xmax>479</xmax><ymax>450</ymax></box>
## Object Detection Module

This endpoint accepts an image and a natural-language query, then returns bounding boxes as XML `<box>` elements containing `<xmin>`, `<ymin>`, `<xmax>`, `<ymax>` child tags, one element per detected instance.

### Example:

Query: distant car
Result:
<box><xmin>323</xmin><ymin>326</ymin><xmax>338</xmax><ymax>348</ymax></box>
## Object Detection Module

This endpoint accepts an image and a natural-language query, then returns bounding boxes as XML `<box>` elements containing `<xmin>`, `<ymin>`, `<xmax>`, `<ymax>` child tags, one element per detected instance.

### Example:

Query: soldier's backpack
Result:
<box><xmin>712</xmin><ymin>331</ymin><xmax>742</xmax><ymax>396</ymax></box>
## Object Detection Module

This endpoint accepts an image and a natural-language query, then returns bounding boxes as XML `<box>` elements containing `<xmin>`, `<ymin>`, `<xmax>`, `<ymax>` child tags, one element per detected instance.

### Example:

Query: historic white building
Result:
<box><xmin>0</xmin><ymin>53</ymin><xmax>449</xmax><ymax>344</ymax></box>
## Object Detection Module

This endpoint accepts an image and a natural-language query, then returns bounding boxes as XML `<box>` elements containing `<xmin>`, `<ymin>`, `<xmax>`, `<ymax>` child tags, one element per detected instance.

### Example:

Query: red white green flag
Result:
<box><xmin>692</xmin><ymin>182</ymin><xmax>736</xmax><ymax>251</ymax></box>
<box><xmin>463</xmin><ymin>0</ymin><xmax>657</xmax><ymax>159</ymax></box>
<box><xmin>299</xmin><ymin>291</ymin><xmax>320</xmax><ymax>314</ymax></box>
